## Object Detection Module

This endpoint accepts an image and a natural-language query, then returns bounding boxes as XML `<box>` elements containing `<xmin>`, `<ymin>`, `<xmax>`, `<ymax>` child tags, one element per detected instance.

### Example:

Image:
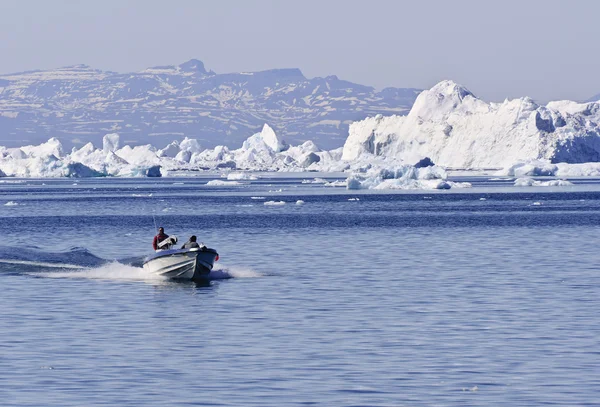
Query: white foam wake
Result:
<box><xmin>209</xmin><ymin>263</ymin><xmax>263</xmax><ymax>280</ymax></box>
<box><xmin>38</xmin><ymin>261</ymin><xmax>167</xmax><ymax>282</ymax></box>
<box><xmin>0</xmin><ymin>259</ymin><xmax>85</xmax><ymax>269</ymax></box>
<box><xmin>34</xmin><ymin>262</ymin><xmax>262</xmax><ymax>283</ymax></box>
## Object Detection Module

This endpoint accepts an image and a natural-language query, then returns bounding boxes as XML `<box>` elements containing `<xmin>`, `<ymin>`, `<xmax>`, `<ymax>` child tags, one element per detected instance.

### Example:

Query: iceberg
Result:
<box><xmin>20</xmin><ymin>137</ymin><xmax>65</xmax><ymax>158</ymax></box>
<box><xmin>3</xmin><ymin>81</ymin><xmax>600</xmax><ymax>187</ymax></box>
<box><xmin>497</xmin><ymin>160</ymin><xmax>600</xmax><ymax>178</ymax></box>
<box><xmin>346</xmin><ymin>164</ymin><xmax>471</xmax><ymax>190</ymax></box>
<box><xmin>514</xmin><ymin>177</ymin><xmax>573</xmax><ymax>187</ymax></box>
<box><xmin>342</xmin><ymin>80</ymin><xmax>600</xmax><ymax>168</ymax></box>
<box><xmin>103</xmin><ymin>133</ymin><xmax>120</xmax><ymax>153</ymax></box>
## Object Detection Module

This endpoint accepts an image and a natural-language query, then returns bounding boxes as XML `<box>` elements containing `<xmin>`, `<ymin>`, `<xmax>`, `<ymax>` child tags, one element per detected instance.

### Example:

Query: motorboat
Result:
<box><xmin>142</xmin><ymin>236</ymin><xmax>219</xmax><ymax>281</ymax></box>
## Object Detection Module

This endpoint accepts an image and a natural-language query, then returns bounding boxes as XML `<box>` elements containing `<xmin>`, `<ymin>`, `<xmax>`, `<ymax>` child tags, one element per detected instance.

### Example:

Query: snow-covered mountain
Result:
<box><xmin>342</xmin><ymin>80</ymin><xmax>600</xmax><ymax>168</ymax></box>
<box><xmin>0</xmin><ymin>59</ymin><xmax>420</xmax><ymax>150</ymax></box>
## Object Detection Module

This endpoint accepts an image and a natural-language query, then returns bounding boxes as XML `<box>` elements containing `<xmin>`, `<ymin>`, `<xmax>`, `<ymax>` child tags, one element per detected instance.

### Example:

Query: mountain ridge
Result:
<box><xmin>0</xmin><ymin>59</ymin><xmax>421</xmax><ymax>149</ymax></box>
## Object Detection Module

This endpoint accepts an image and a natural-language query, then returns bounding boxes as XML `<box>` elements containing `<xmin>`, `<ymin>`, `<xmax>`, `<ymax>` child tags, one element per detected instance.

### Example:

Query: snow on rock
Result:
<box><xmin>342</xmin><ymin>80</ymin><xmax>600</xmax><ymax>168</ymax></box>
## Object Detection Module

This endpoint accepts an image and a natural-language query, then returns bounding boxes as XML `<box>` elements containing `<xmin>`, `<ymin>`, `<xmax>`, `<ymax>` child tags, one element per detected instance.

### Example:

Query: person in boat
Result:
<box><xmin>181</xmin><ymin>235</ymin><xmax>200</xmax><ymax>249</ymax></box>
<box><xmin>153</xmin><ymin>227</ymin><xmax>170</xmax><ymax>250</ymax></box>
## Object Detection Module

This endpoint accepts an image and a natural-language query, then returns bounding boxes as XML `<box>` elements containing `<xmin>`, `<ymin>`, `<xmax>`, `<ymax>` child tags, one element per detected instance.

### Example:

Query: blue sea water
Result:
<box><xmin>1</xmin><ymin>175</ymin><xmax>599</xmax><ymax>406</ymax></box>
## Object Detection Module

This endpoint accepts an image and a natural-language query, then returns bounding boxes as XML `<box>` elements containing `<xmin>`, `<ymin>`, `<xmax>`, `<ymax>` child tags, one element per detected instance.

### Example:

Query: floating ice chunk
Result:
<box><xmin>514</xmin><ymin>177</ymin><xmax>573</xmax><ymax>187</ymax></box>
<box><xmin>479</xmin><ymin>197</ymin><xmax>487</xmax><ymax>201</ymax></box>
<box><xmin>501</xmin><ymin>162</ymin><xmax>600</xmax><ymax>178</ymax></box>
<box><xmin>296</xmin><ymin>200</ymin><xmax>305</xmax><ymax>205</ymax></box>
<box><xmin>250</xmin><ymin>196</ymin><xmax>265</xmax><ymax>200</ymax></box>
<box><xmin>205</xmin><ymin>180</ymin><xmax>242</xmax><ymax>186</ymax></box>
<box><xmin>499</xmin><ymin>161</ymin><xmax>558</xmax><ymax>177</ymax></box>
<box><xmin>347</xmin><ymin>163</ymin><xmax>470</xmax><ymax>190</ymax></box>
<box><xmin>324</xmin><ymin>180</ymin><xmax>347</xmax><ymax>187</ymax></box>
<box><xmin>348</xmin><ymin>198</ymin><xmax>360</xmax><ymax>201</ymax></box>
<box><xmin>227</xmin><ymin>172</ymin><xmax>258</xmax><ymax>180</ymax></box>
<box><xmin>264</xmin><ymin>200</ymin><xmax>286</xmax><ymax>206</ymax></box>
<box><xmin>4</xmin><ymin>201</ymin><xmax>18</xmax><ymax>206</ymax></box>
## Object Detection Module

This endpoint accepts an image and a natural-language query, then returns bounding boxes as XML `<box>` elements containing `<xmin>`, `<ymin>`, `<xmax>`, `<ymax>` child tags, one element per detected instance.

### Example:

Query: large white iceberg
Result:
<box><xmin>342</xmin><ymin>80</ymin><xmax>600</xmax><ymax>169</ymax></box>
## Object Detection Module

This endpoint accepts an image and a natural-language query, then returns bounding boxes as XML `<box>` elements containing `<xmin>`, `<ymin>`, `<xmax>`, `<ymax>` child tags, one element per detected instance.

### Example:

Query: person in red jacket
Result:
<box><xmin>152</xmin><ymin>227</ymin><xmax>169</xmax><ymax>250</ymax></box>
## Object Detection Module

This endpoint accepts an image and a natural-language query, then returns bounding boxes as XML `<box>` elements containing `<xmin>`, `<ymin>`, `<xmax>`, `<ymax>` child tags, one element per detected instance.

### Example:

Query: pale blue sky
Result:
<box><xmin>1</xmin><ymin>0</ymin><xmax>598</xmax><ymax>102</ymax></box>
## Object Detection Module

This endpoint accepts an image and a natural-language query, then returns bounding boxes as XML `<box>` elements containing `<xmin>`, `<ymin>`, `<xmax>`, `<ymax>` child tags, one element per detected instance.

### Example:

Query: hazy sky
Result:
<box><xmin>1</xmin><ymin>0</ymin><xmax>599</xmax><ymax>102</ymax></box>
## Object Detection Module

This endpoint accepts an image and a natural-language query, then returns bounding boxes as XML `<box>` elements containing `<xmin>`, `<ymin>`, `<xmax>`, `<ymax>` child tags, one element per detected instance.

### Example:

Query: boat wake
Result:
<box><xmin>210</xmin><ymin>264</ymin><xmax>263</xmax><ymax>279</ymax></box>
<box><xmin>0</xmin><ymin>246</ymin><xmax>106</xmax><ymax>275</ymax></box>
<box><xmin>38</xmin><ymin>262</ymin><xmax>262</xmax><ymax>282</ymax></box>
<box><xmin>0</xmin><ymin>246</ymin><xmax>262</xmax><ymax>283</ymax></box>
<box><xmin>38</xmin><ymin>262</ymin><xmax>167</xmax><ymax>282</ymax></box>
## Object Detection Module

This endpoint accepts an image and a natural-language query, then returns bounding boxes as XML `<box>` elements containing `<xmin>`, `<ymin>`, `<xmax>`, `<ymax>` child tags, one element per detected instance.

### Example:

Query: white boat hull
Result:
<box><xmin>142</xmin><ymin>247</ymin><xmax>218</xmax><ymax>280</ymax></box>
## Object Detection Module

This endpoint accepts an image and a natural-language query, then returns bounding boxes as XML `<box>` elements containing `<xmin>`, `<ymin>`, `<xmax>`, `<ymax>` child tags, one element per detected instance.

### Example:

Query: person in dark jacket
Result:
<box><xmin>181</xmin><ymin>235</ymin><xmax>200</xmax><ymax>249</ymax></box>
<box><xmin>153</xmin><ymin>227</ymin><xmax>169</xmax><ymax>250</ymax></box>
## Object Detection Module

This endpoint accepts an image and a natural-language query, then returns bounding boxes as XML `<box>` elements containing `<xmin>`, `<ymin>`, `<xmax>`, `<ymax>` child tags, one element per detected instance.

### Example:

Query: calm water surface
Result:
<box><xmin>0</xmin><ymin>176</ymin><xmax>599</xmax><ymax>406</ymax></box>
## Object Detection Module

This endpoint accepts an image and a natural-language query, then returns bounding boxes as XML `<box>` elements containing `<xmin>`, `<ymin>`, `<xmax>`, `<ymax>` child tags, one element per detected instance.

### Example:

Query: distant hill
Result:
<box><xmin>0</xmin><ymin>59</ymin><xmax>421</xmax><ymax>149</ymax></box>
<box><xmin>586</xmin><ymin>93</ymin><xmax>600</xmax><ymax>102</ymax></box>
